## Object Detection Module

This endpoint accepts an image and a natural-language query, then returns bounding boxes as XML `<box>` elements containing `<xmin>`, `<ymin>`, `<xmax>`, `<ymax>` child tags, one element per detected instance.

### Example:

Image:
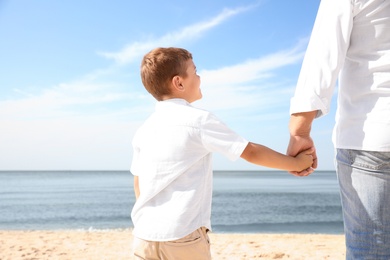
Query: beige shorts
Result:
<box><xmin>133</xmin><ymin>227</ymin><xmax>211</xmax><ymax>260</ymax></box>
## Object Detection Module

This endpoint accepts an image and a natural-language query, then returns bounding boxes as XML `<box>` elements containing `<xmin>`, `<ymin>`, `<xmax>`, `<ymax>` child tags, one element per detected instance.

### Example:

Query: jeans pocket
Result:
<box><xmin>352</xmin><ymin>150</ymin><xmax>390</xmax><ymax>171</ymax></box>
<box><xmin>337</xmin><ymin>149</ymin><xmax>390</xmax><ymax>171</ymax></box>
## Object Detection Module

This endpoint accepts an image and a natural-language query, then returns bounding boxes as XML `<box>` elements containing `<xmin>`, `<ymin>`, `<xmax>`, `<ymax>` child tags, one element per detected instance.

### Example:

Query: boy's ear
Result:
<box><xmin>172</xmin><ymin>75</ymin><xmax>184</xmax><ymax>92</ymax></box>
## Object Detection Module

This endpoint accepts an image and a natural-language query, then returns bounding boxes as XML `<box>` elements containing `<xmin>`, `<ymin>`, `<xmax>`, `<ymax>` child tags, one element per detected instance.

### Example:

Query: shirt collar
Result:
<box><xmin>156</xmin><ymin>98</ymin><xmax>190</xmax><ymax>109</ymax></box>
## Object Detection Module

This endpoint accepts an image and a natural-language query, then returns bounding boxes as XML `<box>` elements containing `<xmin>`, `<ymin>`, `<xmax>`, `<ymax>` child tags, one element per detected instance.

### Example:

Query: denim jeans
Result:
<box><xmin>336</xmin><ymin>149</ymin><xmax>390</xmax><ymax>259</ymax></box>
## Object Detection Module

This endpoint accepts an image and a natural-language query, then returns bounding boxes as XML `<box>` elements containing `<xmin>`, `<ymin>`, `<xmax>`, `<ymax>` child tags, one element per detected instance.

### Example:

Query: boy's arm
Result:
<box><xmin>240</xmin><ymin>142</ymin><xmax>314</xmax><ymax>173</ymax></box>
<box><xmin>133</xmin><ymin>176</ymin><xmax>140</xmax><ymax>200</ymax></box>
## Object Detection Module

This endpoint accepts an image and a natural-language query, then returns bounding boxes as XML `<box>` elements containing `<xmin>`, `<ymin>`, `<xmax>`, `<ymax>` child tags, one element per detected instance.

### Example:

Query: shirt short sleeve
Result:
<box><xmin>201</xmin><ymin>113</ymin><xmax>248</xmax><ymax>161</ymax></box>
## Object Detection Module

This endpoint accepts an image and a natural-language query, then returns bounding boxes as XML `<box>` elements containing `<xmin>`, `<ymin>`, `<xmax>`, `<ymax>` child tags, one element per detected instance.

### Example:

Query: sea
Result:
<box><xmin>0</xmin><ymin>170</ymin><xmax>344</xmax><ymax>234</ymax></box>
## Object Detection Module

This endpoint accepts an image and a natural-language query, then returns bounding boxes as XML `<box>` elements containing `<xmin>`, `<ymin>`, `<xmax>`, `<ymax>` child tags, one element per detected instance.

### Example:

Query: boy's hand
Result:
<box><xmin>294</xmin><ymin>147</ymin><xmax>315</xmax><ymax>175</ymax></box>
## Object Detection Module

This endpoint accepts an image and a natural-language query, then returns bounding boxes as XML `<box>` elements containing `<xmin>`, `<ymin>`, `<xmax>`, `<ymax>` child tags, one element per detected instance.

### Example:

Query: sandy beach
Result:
<box><xmin>0</xmin><ymin>229</ymin><xmax>345</xmax><ymax>260</ymax></box>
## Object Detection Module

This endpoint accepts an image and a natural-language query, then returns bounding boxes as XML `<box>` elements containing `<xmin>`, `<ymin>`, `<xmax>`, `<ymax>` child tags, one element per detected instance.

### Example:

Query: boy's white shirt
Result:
<box><xmin>131</xmin><ymin>98</ymin><xmax>248</xmax><ymax>241</ymax></box>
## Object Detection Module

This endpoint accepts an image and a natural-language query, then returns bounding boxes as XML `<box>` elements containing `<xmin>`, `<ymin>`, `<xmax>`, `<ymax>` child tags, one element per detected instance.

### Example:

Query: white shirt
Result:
<box><xmin>290</xmin><ymin>0</ymin><xmax>390</xmax><ymax>151</ymax></box>
<box><xmin>131</xmin><ymin>99</ymin><xmax>248</xmax><ymax>241</ymax></box>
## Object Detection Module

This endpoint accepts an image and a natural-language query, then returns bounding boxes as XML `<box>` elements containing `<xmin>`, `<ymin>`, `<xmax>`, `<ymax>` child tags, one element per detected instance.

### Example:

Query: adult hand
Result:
<box><xmin>287</xmin><ymin>111</ymin><xmax>318</xmax><ymax>177</ymax></box>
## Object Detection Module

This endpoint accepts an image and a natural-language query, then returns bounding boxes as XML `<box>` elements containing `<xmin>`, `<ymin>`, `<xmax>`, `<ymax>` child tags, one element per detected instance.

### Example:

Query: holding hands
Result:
<box><xmin>293</xmin><ymin>146</ymin><xmax>316</xmax><ymax>174</ymax></box>
<box><xmin>287</xmin><ymin>111</ymin><xmax>318</xmax><ymax>177</ymax></box>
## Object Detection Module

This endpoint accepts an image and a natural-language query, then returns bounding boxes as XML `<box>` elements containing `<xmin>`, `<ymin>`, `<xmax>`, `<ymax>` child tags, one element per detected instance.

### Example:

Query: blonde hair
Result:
<box><xmin>140</xmin><ymin>47</ymin><xmax>193</xmax><ymax>101</ymax></box>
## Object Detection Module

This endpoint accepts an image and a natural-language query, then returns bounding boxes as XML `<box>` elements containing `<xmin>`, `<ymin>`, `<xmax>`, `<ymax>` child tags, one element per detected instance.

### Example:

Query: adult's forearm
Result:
<box><xmin>289</xmin><ymin>111</ymin><xmax>318</xmax><ymax>136</ymax></box>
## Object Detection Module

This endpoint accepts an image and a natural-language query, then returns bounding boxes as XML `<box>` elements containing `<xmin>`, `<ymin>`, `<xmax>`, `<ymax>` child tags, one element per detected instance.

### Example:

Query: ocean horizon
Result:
<box><xmin>0</xmin><ymin>170</ymin><xmax>344</xmax><ymax>234</ymax></box>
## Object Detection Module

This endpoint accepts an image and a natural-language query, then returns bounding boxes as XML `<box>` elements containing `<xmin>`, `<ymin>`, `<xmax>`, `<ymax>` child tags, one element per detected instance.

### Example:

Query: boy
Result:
<box><xmin>131</xmin><ymin>47</ymin><xmax>314</xmax><ymax>259</ymax></box>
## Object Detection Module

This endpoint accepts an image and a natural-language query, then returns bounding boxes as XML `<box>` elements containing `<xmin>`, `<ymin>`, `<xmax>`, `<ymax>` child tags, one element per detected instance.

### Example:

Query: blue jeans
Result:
<box><xmin>336</xmin><ymin>149</ymin><xmax>390</xmax><ymax>260</ymax></box>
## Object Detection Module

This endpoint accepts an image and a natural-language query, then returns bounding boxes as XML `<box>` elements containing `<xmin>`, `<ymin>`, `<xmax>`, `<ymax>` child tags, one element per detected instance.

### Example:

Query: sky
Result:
<box><xmin>0</xmin><ymin>0</ymin><xmax>338</xmax><ymax>171</ymax></box>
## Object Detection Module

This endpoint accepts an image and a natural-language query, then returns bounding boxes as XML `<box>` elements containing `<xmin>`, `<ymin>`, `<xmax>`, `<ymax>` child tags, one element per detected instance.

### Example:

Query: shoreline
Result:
<box><xmin>0</xmin><ymin>229</ymin><xmax>346</xmax><ymax>259</ymax></box>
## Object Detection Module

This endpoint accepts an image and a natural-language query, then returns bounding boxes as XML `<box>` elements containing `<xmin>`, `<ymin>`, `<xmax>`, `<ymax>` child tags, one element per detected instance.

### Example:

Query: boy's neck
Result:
<box><xmin>161</xmin><ymin>95</ymin><xmax>190</xmax><ymax>103</ymax></box>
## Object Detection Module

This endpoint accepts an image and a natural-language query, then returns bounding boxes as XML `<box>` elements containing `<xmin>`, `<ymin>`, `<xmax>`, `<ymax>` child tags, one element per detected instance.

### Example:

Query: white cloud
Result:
<box><xmin>0</xmin><ymin>80</ymin><xmax>134</xmax><ymax>121</ymax></box>
<box><xmin>201</xmin><ymin>48</ymin><xmax>303</xmax><ymax>86</ymax></box>
<box><xmin>97</xmin><ymin>5</ymin><xmax>256</xmax><ymax>65</ymax></box>
<box><xmin>196</xmin><ymin>45</ymin><xmax>305</xmax><ymax>113</ymax></box>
